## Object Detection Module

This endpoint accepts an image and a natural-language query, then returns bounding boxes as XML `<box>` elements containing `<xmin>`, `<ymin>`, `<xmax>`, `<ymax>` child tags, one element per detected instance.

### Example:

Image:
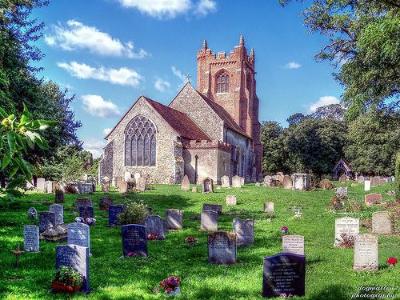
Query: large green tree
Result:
<box><xmin>261</xmin><ymin>121</ymin><xmax>288</xmax><ymax>174</ymax></box>
<box><xmin>280</xmin><ymin>0</ymin><xmax>400</xmax><ymax>119</ymax></box>
<box><xmin>345</xmin><ymin>109</ymin><xmax>400</xmax><ymax>175</ymax></box>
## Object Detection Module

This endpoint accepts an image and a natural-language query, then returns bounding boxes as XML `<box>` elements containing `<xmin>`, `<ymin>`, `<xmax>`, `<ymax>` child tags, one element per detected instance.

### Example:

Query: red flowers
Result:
<box><xmin>387</xmin><ymin>257</ymin><xmax>398</xmax><ymax>266</ymax></box>
<box><xmin>147</xmin><ymin>233</ymin><xmax>159</xmax><ymax>240</ymax></box>
<box><xmin>280</xmin><ymin>226</ymin><xmax>289</xmax><ymax>234</ymax></box>
<box><xmin>184</xmin><ymin>236</ymin><xmax>198</xmax><ymax>246</ymax></box>
<box><xmin>160</xmin><ymin>276</ymin><xmax>181</xmax><ymax>294</ymax></box>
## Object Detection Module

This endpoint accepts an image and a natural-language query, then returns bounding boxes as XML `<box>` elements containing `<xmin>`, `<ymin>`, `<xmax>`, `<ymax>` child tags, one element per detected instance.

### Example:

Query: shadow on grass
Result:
<box><xmin>309</xmin><ymin>284</ymin><xmax>353</xmax><ymax>300</ymax></box>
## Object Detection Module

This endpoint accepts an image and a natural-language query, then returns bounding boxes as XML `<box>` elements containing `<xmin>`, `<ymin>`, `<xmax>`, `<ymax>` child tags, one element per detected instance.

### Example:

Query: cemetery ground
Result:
<box><xmin>0</xmin><ymin>183</ymin><xmax>399</xmax><ymax>300</ymax></box>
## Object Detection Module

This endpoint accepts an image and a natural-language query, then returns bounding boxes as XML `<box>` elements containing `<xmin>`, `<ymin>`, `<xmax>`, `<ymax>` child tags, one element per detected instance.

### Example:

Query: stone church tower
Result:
<box><xmin>196</xmin><ymin>35</ymin><xmax>263</xmax><ymax>176</ymax></box>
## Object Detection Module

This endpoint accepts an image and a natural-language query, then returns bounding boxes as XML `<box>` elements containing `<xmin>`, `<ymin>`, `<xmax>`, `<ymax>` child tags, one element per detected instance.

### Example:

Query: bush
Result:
<box><xmin>118</xmin><ymin>201</ymin><xmax>148</xmax><ymax>225</ymax></box>
<box><xmin>396</xmin><ymin>152</ymin><xmax>400</xmax><ymax>200</ymax></box>
<box><xmin>54</xmin><ymin>266</ymin><xmax>83</xmax><ymax>287</ymax></box>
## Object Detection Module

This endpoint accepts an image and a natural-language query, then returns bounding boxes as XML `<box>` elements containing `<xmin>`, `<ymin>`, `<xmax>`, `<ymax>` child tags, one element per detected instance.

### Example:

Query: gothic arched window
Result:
<box><xmin>216</xmin><ymin>73</ymin><xmax>229</xmax><ymax>93</ymax></box>
<box><xmin>125</xmin><ymin>116</ymin><xmax>156</xmax><ymax>166</ymax></box>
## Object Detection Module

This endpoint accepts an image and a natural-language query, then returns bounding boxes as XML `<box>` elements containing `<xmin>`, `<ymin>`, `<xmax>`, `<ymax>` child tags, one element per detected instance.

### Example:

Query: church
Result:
<box><xmin>99</xmin><ymin>36</ymin><xmax>263</xmax><ymax>185</ymax></box>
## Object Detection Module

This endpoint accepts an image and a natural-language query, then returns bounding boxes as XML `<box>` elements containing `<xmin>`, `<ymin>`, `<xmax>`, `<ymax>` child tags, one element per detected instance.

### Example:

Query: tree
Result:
<box><xmin>0</xmin><ymin>104</ymin><xmax>53</xmax><ymax>194</ymax></box>
<box><xmin>280</xmin><ymin>0</ymin><xmax>400</xmax><ymax>119</ymax></box>
<box><xmin>345</xmin><ymin>109</ymin><xmax>400</xmax><ymax>175</ymax></box>
<box><xmin>287</xmin><ymin>113</ymin><xmax>306</xmax><ymax>126</ymax></box>
<box><xmin>261</xmin><ymin>121</ymin><xmax>288</xmax><ymax>174</ymax></box>
<box><xmin>311</xmin><ymin>104</ymin><xmax>345</xmax><ymax>121</ymax></box>
<box><xmin>396</xmin><ymin>152</ymin><xmax>400</xmax><ymax>200</ymax></box>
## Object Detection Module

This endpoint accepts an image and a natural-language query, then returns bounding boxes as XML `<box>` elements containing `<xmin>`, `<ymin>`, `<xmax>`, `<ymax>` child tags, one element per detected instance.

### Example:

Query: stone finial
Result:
<box><xmin>239</xmin><ymin>34</ymin><xmax>245</xmax><ymax>46</ymax></box>
<box><xmin>250</xmin><ymin>48</ymin><xmax>255</xmax><ymax>57</ymax></box>
<box><xmin>203</xmin><ymin>39</ymin><xmax>208</xmax><ymax>50</ymax></box>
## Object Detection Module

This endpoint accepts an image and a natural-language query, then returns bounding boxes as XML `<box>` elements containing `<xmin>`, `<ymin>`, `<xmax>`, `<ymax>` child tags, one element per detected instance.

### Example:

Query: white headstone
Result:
<box><xmin>364</xmin><ymin>180</ymin><xmax>371</xmax><ymax>192</ymax></box>
<box><xmin>353</xmin><ymin>234</ymin><xmax>378</xmax><ymax>271</ymax></box>
<box><xmin>334</xmin><ymin>217</ymin><xmax>359</xmax><ymax>247</ymax></box>
<box><xmin>282</xmin><ymin>235</ymin><xmax>304</xmax><ymax>255</ymax></box>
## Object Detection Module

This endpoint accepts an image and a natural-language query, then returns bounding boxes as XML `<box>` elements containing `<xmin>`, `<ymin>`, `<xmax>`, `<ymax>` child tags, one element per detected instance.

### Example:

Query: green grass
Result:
<box><xmin>0</xmin><ymin>182</ymin><xmax>399</xmax><ymax>299</ymax></box>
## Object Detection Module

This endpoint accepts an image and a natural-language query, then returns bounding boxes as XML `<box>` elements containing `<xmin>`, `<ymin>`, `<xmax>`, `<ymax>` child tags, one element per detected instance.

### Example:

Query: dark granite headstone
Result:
<box><xmin>108</xmin><ymin>204</ymin><xmax>125</xmax><ymax>226</ymax></box>
<box><xmin>166</xmin><ymin>209</ymin><xmax>183</xmax><ymax>230</ymax></box>
<box><xmin>121</xmin><ymin>224</ymin><xmax>147</xmax><ymax>257</ymax></box>
<box><xmin>208</xmin><ymin>231</ymin><xmax>237</xmax><ymax>264</ymax></box>
<box><xmin>56</xmin><ymin>244</ymin><xmax>90</xmax><ymax>293</ymax></box>
<box><xmin>68</xmin><ymin>222</ymin><xmax>90</xmax><ymax>254</ymax></box>
<box><xmin>39</xmin><ymin>211</ymin><xmax>56</xmax><ymax>233</ymax></box>
<box><xmin>202</xmin><ymin>204</ymin><xmax>222</xmax><ymax>215</ymax></box>
<box><xmin>79</xmin><ymin>206</ymin><xmax>94</xmax><ymax>219</ymax></box>
<box><xmin>202</xmin><ymin>177</ymin><xmax>214</xmax><ymax>193</ymax></box>
<box><xmin>55</xmin><ymin>189</ymin><xmax>64</xmax><ymax>203</ymax></box>
<box><xmin>145</xmin><ymin>215</ymin><xmax>165</xmax><ymax>240</ymax></box>
<box><xmin>49</xmin><ymin>204</ymin><xmax>64</xmax><ymax>225</ymax></box>
<box><xmin>99</xmin><ymin>196</ymin><xmax>113</xmax><ymax>210</ymax></box>
<box><xmin>24</xmin><ymin>225</ymin><xmax>39</xmax><ymax>252</ymax></box>
<box><xmin>262</xmin><ymin>253</ymin><xmax>305</xmax><ymax>297</ymax></box>
<box><xmin>75</xmin><ymin>198</ymin><xmax>93</xmax><ymax>211</ymax></box>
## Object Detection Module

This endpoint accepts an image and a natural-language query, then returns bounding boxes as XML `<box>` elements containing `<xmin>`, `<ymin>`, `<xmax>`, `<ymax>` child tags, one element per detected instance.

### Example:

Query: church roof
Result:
<box><xmin>144</xmin><ymin>97</ymin><xmax>210</xmax><ymax>141</ymax></box>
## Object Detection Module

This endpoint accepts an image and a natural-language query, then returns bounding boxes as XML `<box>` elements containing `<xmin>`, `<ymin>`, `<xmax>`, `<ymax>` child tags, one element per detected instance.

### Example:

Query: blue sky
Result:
<box><xmin>33</xmin><ymin>0</ymin><xmax>343</xmax><ymax>157</ymax></box>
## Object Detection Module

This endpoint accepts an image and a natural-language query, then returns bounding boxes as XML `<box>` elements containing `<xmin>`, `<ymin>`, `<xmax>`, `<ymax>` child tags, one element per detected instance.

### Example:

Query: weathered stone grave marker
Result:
<box><xmin>334</xmin><ymin>217</ymin><xmax>359</xmax><ymax>247</ymax></box>
<box><xmin>49</xmin><ymin>204</ymin><xmax>64</xmax><ymax>225</ymax></box>
<box><xmin>122</xmin><ymin>224</ymin><xmax>147</xmax><ymax>257</ymax></box>
<box><xmin>68</xmin><ymin>222</ymin><xmax>91</xmax><ymax>255</ymax></box>
<box><xmin>282</xmin><ymin>235</ymin><xmax>304</xmax><ymax>255</ymax></box>
<box><xmin>201</xmin><ymin>210</ymin><xmax>218</xmax><ymax>231</ymax></box>
<box><xmin>24</xmin><ymin>225</ymin><xmax>39</xmax><ymax>252</ymax></box>
<box><xmin>353</xmin><ymin>234</ymin><xmax>378</xmax><ymax>271</ymax></box>
<box><xmin>372</xmin><ymin>211</ymin><xmax>392</xmax><ymax>234</ymax></box>
<box><xmin>39</xmin><ymin>211</ymin><xmax>55</xmax><ymax>233</ymax></box>
<box><xmin>108</xmin><ymin>204</ymin><xmax>125</xmax><ymax>226</ymax></box>
<box><xmin>208</xmin><ymin>231</ymin><xmax>237</xmax><ymax>264</ymax></box>
<box><xmin>233</xmin><ymin>218</ymin><xmax>254</xmax><ymax>247</ymax></box>
<box><xmin>166</xmin><ymin>209</ymin><xmax>183</xmax><ymax>230</ymax></box>
<box><xmin>145</xmin><ymin>215</ymin><xmax>165</xmax><ymax>240</ymax></box>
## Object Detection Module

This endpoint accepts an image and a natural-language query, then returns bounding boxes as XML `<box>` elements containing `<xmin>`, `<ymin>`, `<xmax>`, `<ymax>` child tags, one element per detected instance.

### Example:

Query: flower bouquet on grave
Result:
<box><xmin>160</xmin><ymin>276</ymin><xmax>181</xmax><ymax>296</ymax></box>
<box><xmin>147</xmin><ymin>233</ymin><xmax>159</xmax><ymax>240</ymax></box>
<box><xmin>387</xmin><ymin>257</ymin><xmax>398</xmax><ymax>267</ymax></box>
<box><xmin>184</xmin><ymin>236</ymin><xmax>198</xmax><ymax>247</ymax></box>
<box><xmin>51</xmin><ymin>266</ymin><xmax>83</xmax><ymax>293</ymax></box>
<box><xmin>280</xmin><ymin>226</ymin><xmax>289</xmax><ymax>235</ymax></box>
<box><xmin>337</xmin><ymin>233</ymin><xmax>355</xmax><ymax>248</ymax></box>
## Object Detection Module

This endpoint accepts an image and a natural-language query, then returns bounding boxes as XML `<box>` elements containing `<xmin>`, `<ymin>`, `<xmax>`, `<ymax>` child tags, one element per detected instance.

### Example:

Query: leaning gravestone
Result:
<box><xmin>36</xmin><ymin>178</ymin><xmax>46</xmax><ymax>192</ymax></box>
<box><xmin>264</xmin><ymin>202</ymin><xmax>275</xmax><ymax>214</ymax></box>
<box><xmin>108</xmin><ymin>204</ymin><xmax>125</xmax><ymax>226</ymax></box>
<box><xmin>208</xmin><ymin>231</ymin><xmax>237</xmax><ymax>264</ymax></box>
<box><xmin>201</xmin><ymin>210</ymin><xmax>218</xmax><ymax>231</ymax></box>
<box><xmin>364</xmin><ymin>180</ymin><xmax>371</xmax><ymax>192</ymax></box>
<box><xmin>353</xmin><ymin>234</ymin><xmax>378</xmax><ymax>271</ymax></box>
<box><xmin>364</xmin><ymin>193</ymin><xmax>382</xmax><ymax>207</ymax></box>
<box><xmin>56</xmin><ymin>244</ymin><xmax>90</xmax><ymax>292</ymax></box>
<box><xmin>122</xmin><ymin>224</ymin><xmax>147</xmax><ymax>257</ymax></box>
<box><xmin>24</xmin><ymin>225</ymin><xmax>39</xmax><ymax>252</ymax></box>
<box><xmin>79</xmin><ymin>206</ymin><xmax>94</xmax><ymax>219</ymax></box>
<box><xmin>166</xmin><ymin>209</ymin><xmax>183</xmax><ymax>230</ymax></box>
<box><xmin>68</xmin><ymin>222</ymin><xmax>91</xmax><ymax>254</ymax></box>
<box><xmin>221</xmin><ymin>175</ymin><xmax>230</xmax><ymax>188</ymax></box>
<box><xmin>233</xmin><ymin>218</ymin><xmax>254</xmax><ymax>247</ymax></box>
<box><xmin>262</xmin><ymin>253</ymin><xmax>305</xmax><ymax>297</ymax></box>
<box><xmin>334</xmin><ymin>217</ymin><xmax>359</xmax><ymax>247</ymax></box>
<box><xmin>49</xmin><ymin>204</ymin><xmax>64</xmax><ymax>225</ymax></box>
<box><xmin>136</xmin><ymin>177</ymin><xmax>146</xmax><ymax>192</ymax></box>
<box><xmin>202</xmin><ymin>177</ymin><xmax>214</xmax><ymax>193</ymax></box>
<box><xmin>372</xmin><ymin>211</ymin><xmax>392</xmax><ymax>234</ymax></box>
<box><xmin>282</xmin><ymin>235</ymin><xmax>304</xmax><ymax>255</ymax></box>
<box><xmin>283</xmin><ymin>175</ymin><xmax>293</xmax><ymax>190</ymax></box>
<box><xmin>99</xmin><ymin>196</ymin><xmax>113</xmax><ymax>211</ymax></box>
<box><xmin>145</xmin><ymin>215</ymin><xmax>165</xmax><ymax>240</ymax></box>
<box><xmin>232</xmin><ymin>175</ymin><xmax>242</xmax><ymax>188</ymax></box>
<box><xmin>202</xmin><ymin>204</ymin><xmax>222</xmax><ymax>215</ymax></box>
<box><xmin>226</xmin><ymin>195</ymin><xmax>237</xmax><ymax>206</ymax></box>
<box><xmin>39</xmin><ymin>211</ymin><xmax>55</xmax><ymax>233</ymax></box>
<box><xmin>181</xmin><ymin>175</ymin><xmax>190</xmax><ymax>191</ymax></box>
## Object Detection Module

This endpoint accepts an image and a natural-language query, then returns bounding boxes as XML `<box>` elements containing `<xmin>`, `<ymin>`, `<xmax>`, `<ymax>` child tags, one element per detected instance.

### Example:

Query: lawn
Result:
<box><xmin>0</xmin><ymin>182</ymin><xmax>399</xmax><ymax>299</ymax></box>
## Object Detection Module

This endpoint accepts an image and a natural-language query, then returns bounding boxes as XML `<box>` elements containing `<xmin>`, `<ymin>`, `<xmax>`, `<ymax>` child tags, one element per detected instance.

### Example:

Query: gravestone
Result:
<box><xmin>264</xmin><ymin>175</ymin><xmax>272</xmax><ymax>187</ymax></box>
<box><xmin>108</xmin><ymin>204</ymin><xmax>125</xmax><ymax>226</ymax></box>
<box><xmin>372</xmin><ymin>211</ymin><xmax>392</xmax><ymax>234</ymax></box>
<box><xmin>136</xmin><ymin>177</ymin><xmax>146</xmax><ymax>192</ymax></box>
<box><xmin>181</xmin><ymin>175</ymin><xmax>190</xmax><ymax>191</ymax></box>
<box><xmin>202</xmin><ymin>177</ymin><xmax>214</xmax><ymax>193</ymax></box>
<box><xmin>339</xmin><ymin>174</ymin><xmax>348</xmax><ymax>183</ymax></box>
<box><xmin>364</xmin><ymin>193</ymin><xmax>382</xmax><ymax>207</ymax></box>
<box><xmin>118</xmin><ymin>180</ymin><xmax>128</xmax><ymax>193</ymax></box>
<box><xmin>292</xmin><ymin>173</ymin><xmax>311</xmax><ymax>191</ymax></box>
<box><xmin>357</xmin><ymin>176</ymin><xmax>365</xmax><ymax>183</ymax></box>
<box><xmin>24</xmin><ymin>225</ymin><xmax>39</xmax><ymax>252</ymax></box>
<box><xmin>334</xmin><ymin>217</ymin><xmax>359</xmax><ymax>247</ymax></box>
<box><xmin>49</xmin><ymin>204</ymin><xmax>64</xmax><ymax>225</ymax></box>
<box><xmin>202</xmin><ymin>204</ymin><xmax>222</xmax><ymax>215</ymax></box>
<box><xmin>201</xmin><ymin>210</ymin><xmax>218</xmax><ymax>231</ymax></box>
<box><xmin>46</xmin><ymin>181</ymin><xmax>53</xmax><ymax>193</ymax></box>
<box><xmin>145</xmin><ymin>215</ymin><xmax>165</xmax><ymax>240</ymax></box>
<box><xmin>56</xmin><ymin>244</ymin><xmax>90</xmax><ymax>292</ymax></box>
<box><xmin>191</xmin><ymin>186</ymin><xmax>197</xmax><ymax>193</ymax></box>
<box><xmin>122</xmin><ymin>224</ymin><xmax>147</xmax><ymax>257</ymax></box>
<box><xmin>99</xmin><ymin>196</ymin><xmax>113</xmax><ymax>210</ymax></box>
<box><xmin>353</xmin><ymin>234</ymin><xmax>378</xmax><ymax>271</ymax></box>
<box><xmin>232</xmin><ymin>175</ymin><xmax>242</xmax><ymax>188</ymax></box>
<box><xmin>283</xmin><ymin>175</ymin><xmax>293</xmax><ymax>190</ymax></box>
<box><xmin>276</xmin><ymin>172</ymin><xmax>285</xmax><ymax>184</ymax></box>
<box><xmin>264</xmin><ymin>202</ymin><xmax>275</xmax><ymax>214</ymax></box>
<box><xmin>78</xmin><ymin>182</ymin><xmax>94</xmax><ymax>194</ymax></box>
<box><xmin>68</xmin><ymin>222</ymin><xmax>91</xmax><ymax>254</ymax></box>
<box><xmin>79</xmin><ymin>206</ymin><xmax>94</xmax><ymax>219</ymax></box>
<box><xmin>75</xmin><ymin>198</ymin><xmax>93</xmax><ymax>211</ymax></box>
<box><xmin>364</xmin><ymin>180</ymin><xmax>371</xmax><ymax>192</ymax></box>
<box><xmin>36</xmin><ymin>178</ymin><xmax>46</xmax><ymax>192</ymax></box>
<box><xmin>370</xmin><ymin>176</ymin><xmax>381</xmax><ymax>187</ymax></box>
<box><xmin>240</xmin><ymin>177</ymin><xmax>245</xmax><ymax>186</ymax></box>
<box><xmin>208</xmin><ymin>231</ymin><xmax>237</xmax><ymax>264</ymax></box>
<box><xmin>233</xmin><ymin>218</ymin><xmax>254</xmax><ymax>247</ymax></box>
<box><xmin>55</xmin><ymin>189</ymin><xmax>64</xmax><ymax>203</ymax></box>
<box><xmin>27</xmin><ymin>207</ymin><xmax>38</xmax><ymax>220</ymax></box>
<box><xmin>336</xmin><ymin>187</ymin><xmax>348</xmax><ymax>198</ymax></box>
<box><xmin>39</xmin><ymin>211</ymin><xmax>56</xmax><ymax>233</ymax></box>
<box><xmin>221</xmin><ymin>175</ymin><xmax>230</xmax><ymax>188</ymax></box>
<box><xmin>282</xmin><ymin>235</ymin><xmax>304</xmax><ymax>255</ymax></box>
<box><xmin>124</xmin><ymin>171</ymin><xmax>132</xmax><ymax>182</ymax></box>
<box><xmin>101</xmin><ymin>182</ymin><xmax>110</xmax><ymax>193</ymax></box>
<box><xmin>134</xmin><ymin>172</ymin><xmax>141</xmax><ymax>182</ymax></box>
<box><xmin>262</xmin><ymin>253</ymin><xmax>305</xmax><ymax>297</ymax></box>
<box><xmin>226</xmin><ymin>195</ymin><xmax>237</xmax><ymax>206</ymax></box>
<box><xmin>166</xmin><ymin>209</ymin><xmax>183</xmax><ymax>230</ymax></box>
<box><xmin>255</xmin><ymin>182</ymin><xmax>261</xmax><ymax>187</ymax></box>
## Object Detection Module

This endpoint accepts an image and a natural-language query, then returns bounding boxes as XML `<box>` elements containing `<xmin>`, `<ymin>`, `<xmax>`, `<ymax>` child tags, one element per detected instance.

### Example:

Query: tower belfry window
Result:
<box><xmin>216</xmin><ymin>73</ymin><xmax>229</xmax><ymax>93</ymax></box>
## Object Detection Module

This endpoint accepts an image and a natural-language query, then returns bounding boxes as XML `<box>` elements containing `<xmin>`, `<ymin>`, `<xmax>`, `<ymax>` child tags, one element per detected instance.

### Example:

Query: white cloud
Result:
<box><xmin>83</xmin><ymin>139</ymin><xmax>106</xmax><ymax>159</ymax></box>
<box><xmin>284</xmin><ymin>61</ymin><xmax>302</xmax><ymax>69</ymax></box>
<box><xmin>195</xmin><ymin>0</ymin><xmax>216</xmax><ymax>16</ymax></box>
<box><xmin>154</xmin><ymin>78</ymin><xmax>171</xmax><ymax>92</ymax></box>
<box><xmin>103</xmin><ymin>128</ymin><xmax>112</xmax><ymax>136</ymax></box>
<box><xmin>118</xmin><ymin>0</ymin><xmax>216</xmax><ymax>18</ymax></box>
<box><xmin>171</xmin><ymin>66</ymin><xmax>186</xmax><ymax>82</ymax></box>
<box><xmin>309</xmin><ymin>96</ymin><xmax>340</xmax><ymax>113</ymax></box>
<box><xmin>58</xmin><ymin>61</ymin><xmax>143</xmax><ymax>87</ymax></box>
<box><xmin>82</xmin><ymin>94</ymin><xmax>121</xmax><ymax>118</ymax></box>
<box><xmin>45</xmin><ymin>20</ymin><xmax>148</xmax><ymax>59</ymax></box>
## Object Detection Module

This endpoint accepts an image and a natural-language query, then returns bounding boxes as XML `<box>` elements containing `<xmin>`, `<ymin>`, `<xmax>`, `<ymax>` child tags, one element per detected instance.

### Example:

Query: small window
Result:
<box><xmin>216</xmin><ymin>73</ymin><xmax>229</xmax><ymax>93</ymax></box>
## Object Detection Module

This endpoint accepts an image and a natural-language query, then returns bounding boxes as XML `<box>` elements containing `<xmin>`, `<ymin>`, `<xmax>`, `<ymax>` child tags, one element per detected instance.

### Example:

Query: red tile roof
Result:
<box><xmin>144</xmin><ymin>97</ymin><xmax>210</xmax><ymax>141</ymax></box>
